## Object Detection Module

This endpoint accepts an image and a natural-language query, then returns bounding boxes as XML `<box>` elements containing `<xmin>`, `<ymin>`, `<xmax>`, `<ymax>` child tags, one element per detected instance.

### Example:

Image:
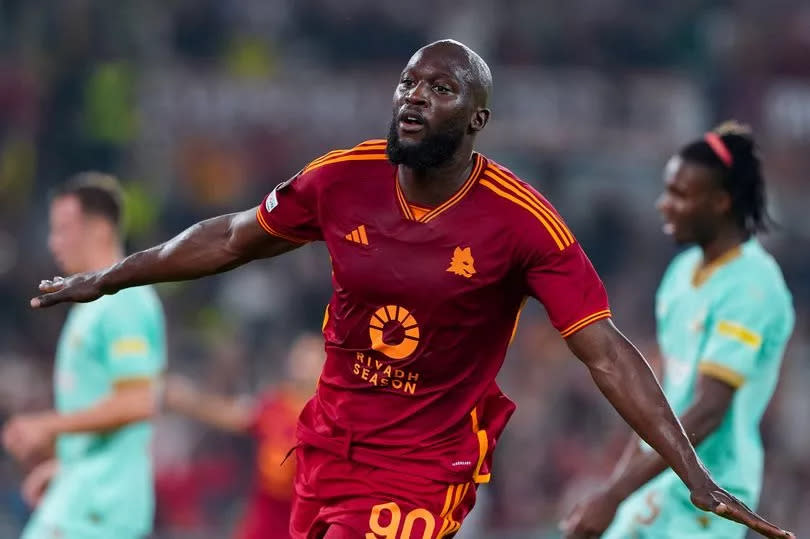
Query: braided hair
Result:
<box><xmin>678</xmin><ymin>121</ymin><xmax>770</xmax><ymax>234</ymax></box>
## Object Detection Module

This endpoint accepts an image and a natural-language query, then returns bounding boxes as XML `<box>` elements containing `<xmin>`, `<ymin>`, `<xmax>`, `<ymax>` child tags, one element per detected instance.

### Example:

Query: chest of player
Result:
<box><xmin>657</xmin><ymin>277</ymin><xmax>723</xmax><ymax>404</ymax></box>
<box><xmin>55</xmin><ymin>305</ymin><xmax>112</xmax><ymax>411</ymax></box>
<box><xmin>321</xmin><ymin>199</ymin><xmax>520</xmax><ymax>313</ymax></box>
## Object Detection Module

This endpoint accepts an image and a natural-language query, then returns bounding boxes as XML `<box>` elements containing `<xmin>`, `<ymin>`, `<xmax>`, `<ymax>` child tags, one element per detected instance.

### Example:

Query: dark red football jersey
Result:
<box><xmin>256</xmin><ymin>140</ymin><xmax>610</xmax><ymax>484</ymax></box>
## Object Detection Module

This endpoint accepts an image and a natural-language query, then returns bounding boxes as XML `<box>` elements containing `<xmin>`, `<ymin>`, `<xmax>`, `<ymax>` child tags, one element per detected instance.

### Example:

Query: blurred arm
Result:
<box><xmin>565</xmin><ymin>319</ymin><xmax>714</xmax><ymax>492</ymax></box>
<box><xmin>4</xmin><ymin>379</ymin><xmax>158</xmax><ymax>461</ymax></box>
<box><xmin>21</xmin><ymin>458</ymin><xmax>59</xmax><ymax>508</ymax></box>
<box><xmin>40</xmin><ymin>378</ymin><xmax>159</xmax><ymax>433</ymax></box>
<box><xmin>163</xmin><ymin>375</ymin><xmax>253</xmax><ymax>434</ymax></box>
<box><xmin>33</xmin><ymin>207</ymin><xmax>302</xmax><ymax>307</ymax></box>
<box><xmin>602</xmin><ymin>375</ymin><xmax>734</xmax><ymax>501</ymax></box>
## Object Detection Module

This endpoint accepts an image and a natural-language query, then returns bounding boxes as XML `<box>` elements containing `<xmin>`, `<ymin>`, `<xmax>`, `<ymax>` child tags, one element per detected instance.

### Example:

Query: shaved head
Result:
<box><xmin>413</xmin><ymin>39</ymin><xmax>493</xmax><ymax>107</ymax></box>
<box><xmin>388</xmin><ymin>39</ymin><xmax>492</xmax><ymax>170</ymax></box>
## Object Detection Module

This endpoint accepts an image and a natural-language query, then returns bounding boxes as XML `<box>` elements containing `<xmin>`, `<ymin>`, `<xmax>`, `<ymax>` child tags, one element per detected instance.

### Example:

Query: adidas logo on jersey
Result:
<box><xmin>345</xmin><ymin>225</ymin><xmax>369</xmax><ymax>245</ymax></box>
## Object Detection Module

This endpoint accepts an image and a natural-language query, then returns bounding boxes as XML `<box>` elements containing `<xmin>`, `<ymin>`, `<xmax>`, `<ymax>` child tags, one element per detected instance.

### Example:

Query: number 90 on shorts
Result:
<box><xmin>365</xmin><ymin>483</ymin><xmax>473</xmax><ymax>539</ymax></box>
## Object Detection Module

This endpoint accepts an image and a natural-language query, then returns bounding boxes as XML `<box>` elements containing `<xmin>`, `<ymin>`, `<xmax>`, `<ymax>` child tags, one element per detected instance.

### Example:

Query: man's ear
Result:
<box><xmin>470</xmin><ymin>108</ymin><xmax>490</xmax><ymax>132</ymax></box>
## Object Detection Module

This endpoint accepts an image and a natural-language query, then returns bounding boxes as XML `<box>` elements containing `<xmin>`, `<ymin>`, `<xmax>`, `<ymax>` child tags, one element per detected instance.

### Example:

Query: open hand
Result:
<box><xmin>30</xmin><ymin>273</ymin><xmax>105</xmax><ymax>308</ymax></box>
<box><xmin>690</xmin><ymin>484</ymin><xmax>794</xmax><ymax>539</ymax></box>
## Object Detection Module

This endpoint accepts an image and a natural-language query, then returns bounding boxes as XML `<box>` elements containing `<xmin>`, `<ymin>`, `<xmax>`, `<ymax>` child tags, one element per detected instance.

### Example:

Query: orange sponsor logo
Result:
<box><xmin>447</xmin><ymin>246</ymin><xmax>476</xmax><ymax>278</ymax></box>
<box><xmin>368</xmin><ymin>305</ymin><xmax>419</xmax><ymax>360</ymax></box>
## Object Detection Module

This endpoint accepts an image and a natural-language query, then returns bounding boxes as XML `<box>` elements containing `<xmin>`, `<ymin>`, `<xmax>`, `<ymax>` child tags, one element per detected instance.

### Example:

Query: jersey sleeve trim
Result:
<box><xmin>255</xmin><ymin>206</ymin><xmax>310</xmax><ymax>244</ymax></box>
<box><xmin>715</xmin><ymin>320</ymin><xmax>762</xmax><ymax>349</ymax></box>
<box><xmin>560</xmin><ymin>309</ymin><xmax>612</xmax><ymax>338</ymax></box>
<box><xmin>698</xmin><ymin>361</ymin><xmax>745</xmax><ymax>388</ymax></box>
<box><xmin>480</xmin><ymin>166</ymin><xmax>574</xmax><ymax>250</ymax></box>
<box><xmin>112</xmin><ymin>375</ymin><xmax>159</xmax><ymax>387</ymax></box>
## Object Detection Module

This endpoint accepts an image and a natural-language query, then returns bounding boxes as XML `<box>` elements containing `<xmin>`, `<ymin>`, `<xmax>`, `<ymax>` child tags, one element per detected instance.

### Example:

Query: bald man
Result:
<box><xmin>32</xmin><ymin>41</ymin><xmax>793</xmax><ymax>539</ymax></box>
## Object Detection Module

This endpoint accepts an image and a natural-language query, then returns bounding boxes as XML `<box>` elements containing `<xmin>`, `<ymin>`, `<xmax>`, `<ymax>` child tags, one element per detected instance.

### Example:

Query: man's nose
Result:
<box><xmin>404</xmin><ymin>81</ymin><xmax>428</xmax><ymax>106</ymax></box>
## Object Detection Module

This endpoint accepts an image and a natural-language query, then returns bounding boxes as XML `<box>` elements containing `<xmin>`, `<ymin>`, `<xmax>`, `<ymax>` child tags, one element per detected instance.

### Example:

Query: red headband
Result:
<box><xmin>704</xmin><ymin>132</ymin><xmax>733</xmax><ymax>167</ymax></box>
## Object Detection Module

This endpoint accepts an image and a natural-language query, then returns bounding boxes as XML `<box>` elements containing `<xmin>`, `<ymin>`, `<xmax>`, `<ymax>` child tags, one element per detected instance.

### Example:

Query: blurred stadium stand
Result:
<box><xmin>0</xmin><ymin>1</ymin><xmax>808</xmax><ymax>537</ymax></box>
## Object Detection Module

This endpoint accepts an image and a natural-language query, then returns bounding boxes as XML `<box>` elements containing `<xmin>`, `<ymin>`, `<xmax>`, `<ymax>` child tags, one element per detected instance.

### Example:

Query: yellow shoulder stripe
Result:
<box><xmin>302</xmin><ymin>152</ymin><xmax>387</xmax><ymax>175</ymax></box>
<box><xmin>302</xmin><ymin>140</ymin><xmax>388</xmax><ymax>174</ymax></box>
<box><xmin>699</xmin><ymin>361</ymin><xmax>745</xmax><ymax>388</ymax></box>
<box><xmin>715</xmin><ymin>320</ymin><xmax>762</xmax><ymax>349</ymax></box>
<box><xmin>481</xmin><ymin>174</ymin><xmax>568</xmax><ymax>250</ymax></box>
<box><xmin>486</xmin><ymin>166</ymin><xmax>574</xmax><ymax>245</ymax></box>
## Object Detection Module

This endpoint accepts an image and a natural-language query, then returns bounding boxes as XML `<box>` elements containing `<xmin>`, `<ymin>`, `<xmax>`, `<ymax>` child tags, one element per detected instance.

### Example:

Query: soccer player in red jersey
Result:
<box><xmin>163</xmin><ymin>333</ymin><xmax>324</xmax><ymax>539</ymax></box>
<box><xmin>30</xmin><ymin>40</ymin><xmax>793</xmax><ymax>539</ymax></box>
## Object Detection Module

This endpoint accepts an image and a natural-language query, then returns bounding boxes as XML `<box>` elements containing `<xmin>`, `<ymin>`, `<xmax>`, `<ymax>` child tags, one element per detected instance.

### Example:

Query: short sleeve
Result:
<box><xmin>525</xmin><ymin>243</ymin><xmax>611</xmax><ymax>338</ymax></box>
<box><xmin>698</xmin><ymin>286</ymin><xmax>776</xmax><ymax>388</ymax></box>
<box><xmin>256</xmin><ymin>167</ymin><xmax>323</xmax><ymax>243</ymax></box>
<box><xmin>100</xmin><ymin>296</ymin><xmax>166</xmax><ymax>382</ymax></box>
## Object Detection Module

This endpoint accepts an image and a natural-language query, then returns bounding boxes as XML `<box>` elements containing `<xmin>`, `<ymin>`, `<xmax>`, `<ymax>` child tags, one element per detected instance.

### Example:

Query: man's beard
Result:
<box><xmin>386</xmin><ymin>118</ymin><xmax>466</xmax><ymax>170</ymax></box>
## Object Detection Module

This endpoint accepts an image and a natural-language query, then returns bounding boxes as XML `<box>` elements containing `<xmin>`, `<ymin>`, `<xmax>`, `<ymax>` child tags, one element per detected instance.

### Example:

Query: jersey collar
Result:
<box><xmin>395</xmin><ymin>154</ymin><xmax>484</xmax><ymax>223</ymax></box>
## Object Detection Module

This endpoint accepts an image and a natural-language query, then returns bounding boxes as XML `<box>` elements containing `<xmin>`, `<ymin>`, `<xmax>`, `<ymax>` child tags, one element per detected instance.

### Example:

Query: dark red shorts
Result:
<box><xmin>291</xmin><ymin>445</ymin><xmax>477</xmax><ymax>538</ymax></box>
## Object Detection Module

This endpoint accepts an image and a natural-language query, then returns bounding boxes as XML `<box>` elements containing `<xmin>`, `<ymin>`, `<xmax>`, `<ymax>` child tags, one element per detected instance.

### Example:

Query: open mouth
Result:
<box><xmin>398</xmin><ymin>110</ymin><xmax>426</xmax><ymax>133</ymax></box>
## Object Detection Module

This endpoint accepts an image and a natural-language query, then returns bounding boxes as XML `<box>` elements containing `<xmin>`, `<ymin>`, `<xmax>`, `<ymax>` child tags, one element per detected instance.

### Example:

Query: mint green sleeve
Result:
<box><xmin>100</xmin><ymin>296</ymin><xmax>166</xmax><ymax>381</ymax></box>
<box><xmin>699</xmin><ymin>285</ymin><xmax>774</xmax><ymax>388</ymax></box>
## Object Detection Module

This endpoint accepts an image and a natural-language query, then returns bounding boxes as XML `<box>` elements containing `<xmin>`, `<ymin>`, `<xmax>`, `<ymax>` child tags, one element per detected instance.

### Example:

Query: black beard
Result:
<box><xmin>386</xmin><ymin>118</ymin><xmax>465</xmax><ymax>170</ymax></box>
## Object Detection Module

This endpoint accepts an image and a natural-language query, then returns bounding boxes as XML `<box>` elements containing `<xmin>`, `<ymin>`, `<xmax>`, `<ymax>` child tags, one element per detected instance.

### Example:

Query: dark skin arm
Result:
<box><xmin>562</xmin><ymin>375</ymin><xmax>735</xmax><ymax>537</ymax></box>
<box><xmin>609</xmin><ymin>376</ymin><xmax>734</xmax><ymax>500</ymax></box>
<box><xmin>31</xmin><ymin>207</ymin><xmax>301</xmax><ymax>307</ymax></box>
<box><xmin>562</xmin><ymin>319</ymin><xmax>792</xmax><ymax>539</ymax></box>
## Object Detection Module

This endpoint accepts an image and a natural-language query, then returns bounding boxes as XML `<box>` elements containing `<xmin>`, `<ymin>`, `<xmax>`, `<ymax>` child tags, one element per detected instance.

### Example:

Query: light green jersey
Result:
<box><xmin>605</xmin><ymin>238</ymin><xmax>794</xmax><ymax>539</ymax></box>
<box><xmin>28</xmin><ymin>286</ymin><xmax>166</xmax><ymax>539</ymax></box>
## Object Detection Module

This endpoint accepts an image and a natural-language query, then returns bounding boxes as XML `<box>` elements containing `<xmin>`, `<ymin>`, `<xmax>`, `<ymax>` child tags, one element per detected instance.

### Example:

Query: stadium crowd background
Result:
<box><xmin>0</xmin><ymin>1</ymin><xmax>808</xmax><ymax>537</ymax></box>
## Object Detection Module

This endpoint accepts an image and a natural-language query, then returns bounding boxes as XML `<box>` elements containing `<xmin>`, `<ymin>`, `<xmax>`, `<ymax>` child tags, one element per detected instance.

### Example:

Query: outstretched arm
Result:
<box><xmin>3</xmin><ymin>379</ymin><xmax>158</xmax><ymax>462</ymax></box>
<box><xmin>609</xmin><ymin>375</ymin><xmax>733</xmax><ymax>498</ymax></box>
<box><xmin>561</xmin><ymin>319</ymin><xmax>792</xmax><ymax>539</ymax></box>
<box><xmin>32</xmin><ymin>207</ymin><xmax>301</xmax><ymax>308</ymax></box>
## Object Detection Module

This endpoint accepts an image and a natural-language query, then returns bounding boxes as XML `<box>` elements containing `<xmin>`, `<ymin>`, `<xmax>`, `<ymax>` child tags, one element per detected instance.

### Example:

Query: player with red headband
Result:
<box><xmin>562</xmin><ymin>122</ymin><xmax>795</xmax><ymax>539</ymax></box>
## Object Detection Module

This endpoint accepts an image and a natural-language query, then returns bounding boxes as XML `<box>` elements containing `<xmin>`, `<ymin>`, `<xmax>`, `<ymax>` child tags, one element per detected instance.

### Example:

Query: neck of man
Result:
<box><xmin>397</xmin><ymin>145</ymin><xmax>475</xmax><ymax>208</ymax></box>
<box><xmin>699</xmin><ymin>221</ymin><xmax>748</xmax><ymax>266</ymax></box>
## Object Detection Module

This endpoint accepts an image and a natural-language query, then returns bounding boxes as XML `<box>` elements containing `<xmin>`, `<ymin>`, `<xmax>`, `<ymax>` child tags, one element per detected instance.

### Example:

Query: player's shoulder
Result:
<box><xmin>721</xmin><ymin>239</ymin><xmax>791</xmax><ymax>299</ymax></box>
<box><xmin>657</xmin><ymin>247</ymin><xmax>700</xmax><ymax>297</ymax></box>
<box><xmin>476</xmin><ymin>156</ymin><xmax>576</xmax><ymax>252</ymax></box>
<box><xmin>666</xmin><ymin>246</ymin><xmax>702</xmax><ymax>277</ymax></box>
<box><xmin>299</xmin><ymin>139</ymin><xmax>390</xmax><ymax>177</ymax></box>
